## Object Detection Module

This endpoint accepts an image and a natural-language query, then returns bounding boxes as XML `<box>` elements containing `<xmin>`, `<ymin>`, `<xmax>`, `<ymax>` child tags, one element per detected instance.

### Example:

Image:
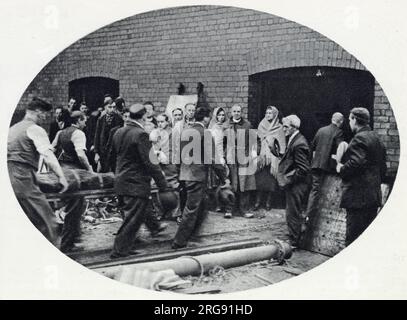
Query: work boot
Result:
<box><xmin>61</xmin><ymin>242</ymin><xmax>85</xmax><ymax>253</ymax></box>
<box><xmin>216</xmin><ymin>206</ymin><xmax>227</xmax><ymax>213</ymax></box>
<box><xmin>150</xmin><ymin>222</ymin><xmax>168</xmax><ymax>237</ymax></box>
<box><xmin>171</xmin><ymin>242</ymin><xmax>187</xmax><ymax>249</ymax></box>
<box><xmin>110</xmin><ymin>250</ymin><xmax>139</xmax><ymax>259</ymax></box>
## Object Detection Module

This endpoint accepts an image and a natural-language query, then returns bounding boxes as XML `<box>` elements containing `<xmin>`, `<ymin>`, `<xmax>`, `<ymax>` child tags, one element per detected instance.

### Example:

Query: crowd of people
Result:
<box><xmin>7</xmin><ymin>93</ymin><xmax>388</xmax><ymax>258</ymax></box>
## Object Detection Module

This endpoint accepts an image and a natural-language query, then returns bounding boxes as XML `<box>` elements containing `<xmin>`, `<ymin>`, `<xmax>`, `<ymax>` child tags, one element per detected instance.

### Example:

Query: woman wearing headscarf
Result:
<box><xmin>208</xmin><ymin>107</ymin><xmax>228</xmax><ymax>165</ymax></box>
<box><xmin>254</xmin><ymin>106</ymin><xmax>286</xmax><ymax>210</ymax></box>
<box><xmin>207</xmin><ymin>107</ymin><xmax>229</xmax><ymax>212</ymax></box>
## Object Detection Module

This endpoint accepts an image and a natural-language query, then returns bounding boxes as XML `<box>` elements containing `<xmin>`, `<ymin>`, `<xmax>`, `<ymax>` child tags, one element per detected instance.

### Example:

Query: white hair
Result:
<box><xmin>282</xmin><ymin>115</ymin><xmax>301</xmax><ymax>129</ymax></box>
<box><xmin>331</xmin><ymin>112</ymin><xmax>344</xmax><ymax>125</ymax></box>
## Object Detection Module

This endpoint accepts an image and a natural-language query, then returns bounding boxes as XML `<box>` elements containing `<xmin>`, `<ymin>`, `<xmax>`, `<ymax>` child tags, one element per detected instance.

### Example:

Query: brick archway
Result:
<box><xmin>245</xmin><ymin>40</ymin><xmax>366</xmax><ymax>76</ymax></box>
<box><xmin>67</xmin><ymin>59</ymin><xmax>121</xmax><ymax>82</ymax></box>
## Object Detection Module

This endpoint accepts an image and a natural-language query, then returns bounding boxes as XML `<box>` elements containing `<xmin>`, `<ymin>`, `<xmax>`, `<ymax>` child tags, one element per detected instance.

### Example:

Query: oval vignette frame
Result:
<box><xmin>5</xmin><ymin>3</ymin><xmax>401</xmax><ymax>297</ymax></box>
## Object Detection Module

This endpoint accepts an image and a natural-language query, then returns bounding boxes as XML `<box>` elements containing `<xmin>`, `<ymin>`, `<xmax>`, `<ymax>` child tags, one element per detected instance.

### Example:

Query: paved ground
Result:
<box><xmin>70</xmin><ymin>207</ymin><xmax>331</xmax><ymax>294</ymax></box>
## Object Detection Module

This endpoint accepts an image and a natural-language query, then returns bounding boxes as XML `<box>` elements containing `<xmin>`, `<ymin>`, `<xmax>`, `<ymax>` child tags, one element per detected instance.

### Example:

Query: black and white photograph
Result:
<box><xmin>1</xmin><ymin>0</ymin><xmax>406</xmax><ymax>300</ymax></box>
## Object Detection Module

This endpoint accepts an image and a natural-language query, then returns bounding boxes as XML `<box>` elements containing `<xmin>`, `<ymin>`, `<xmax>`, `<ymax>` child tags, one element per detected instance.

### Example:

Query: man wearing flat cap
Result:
<box><xmin>52</xmin><ymin>110</ymin><xmax>93</xmax><ymax>252</ymax></box>
<box><xmin>110</xmin><ymin>104</ymin><xmax>172</xmax><ymax>258</ymax></box>
<box><xmin>276</xmin><ymin>115</ymin><xmax>311</xmax><ymax>247</ymax></box>
<box><xmin>336</xmin><ymin>107</ymin><xmax>387</xmax><ymax>246</ymax></box>
<box><xmin>8</xmin><ymin>97</ymin><xmax>69</xmax><ymax>248</ymax></box>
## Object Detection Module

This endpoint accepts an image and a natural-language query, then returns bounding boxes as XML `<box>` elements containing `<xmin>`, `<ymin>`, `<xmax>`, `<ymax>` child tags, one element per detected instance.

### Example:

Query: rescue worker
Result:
<box><xmin>8</xmin><ymin>97</ymin><xmax>68</xmax><ymax>247</ymax></box>
<box><xmin>52</xmin><ymin>111</ymin><xmax>94</xmax><ymax>252</ymax></box>
<box><xmin>172</xmin><ymin>107</ymin><xmax>228</xmax><ymax>249</ymax></box>
<box><xmin>110</xmin><ymin>104</ymin><xmax>174</xmax><ymax>258</ymax></box>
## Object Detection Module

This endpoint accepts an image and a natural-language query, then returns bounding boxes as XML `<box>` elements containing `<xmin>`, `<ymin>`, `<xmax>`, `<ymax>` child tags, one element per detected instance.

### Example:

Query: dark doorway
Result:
<box><xmin>68</xmin><ymin>77</ymin><xmax>119</xmax><ymax>112</ymax></box>
<box><xmin>248</xmin><ymin>67</ymin><xmax>375</xmax><ymax>142</ymax></box>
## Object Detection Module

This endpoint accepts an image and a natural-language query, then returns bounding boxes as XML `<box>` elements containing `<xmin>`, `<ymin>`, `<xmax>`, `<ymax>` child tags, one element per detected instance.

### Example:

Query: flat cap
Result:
<box><xmin>350</xmin><ymin>107</ymin><xmax>370</xmax><ymax>124</ymax></box>
<box><xmin>129</xmin><ymin>103</ymin><xmax>146</xmax><ymax>114</ymax></box>
<box><xmin>71</xmin><ymin>110</ymin><xmax>84</xmax><ymax>118</ymax></box>
<box><xmin>27</xmin><ymin>97</ymin><xmax>52</xmax><ymax>111</ymax></box>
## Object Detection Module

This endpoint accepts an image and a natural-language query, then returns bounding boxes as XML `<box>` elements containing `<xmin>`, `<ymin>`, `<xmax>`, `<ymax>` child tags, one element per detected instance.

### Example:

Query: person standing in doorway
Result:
<box><xmin>305</xmin><ymin>112</ymin><xmax>344</xmax><ymax>223</ymax></box>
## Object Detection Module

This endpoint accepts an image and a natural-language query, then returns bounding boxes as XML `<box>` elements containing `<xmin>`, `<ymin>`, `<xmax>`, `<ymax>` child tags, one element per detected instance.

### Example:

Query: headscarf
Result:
<box><xmin>257</xmin><ymin>106</ymin><xmax>286</xmax><ymax>176</ymax></box>
<box><xmin>209</xmin><ymin>107</ymin><xmax>229</xmax><ymax>164</ymax></box>
<box><xmin>208</xmin><ymin>107</ymin><xmax>229</xmax><ymax>131</ymax></box>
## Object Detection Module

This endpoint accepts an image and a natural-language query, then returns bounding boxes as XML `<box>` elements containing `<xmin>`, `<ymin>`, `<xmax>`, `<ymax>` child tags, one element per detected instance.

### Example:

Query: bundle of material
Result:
<box><xmin>36</xmin><ymin>169</ymin><xmax>114</xmax><ymax>193</ymax></box>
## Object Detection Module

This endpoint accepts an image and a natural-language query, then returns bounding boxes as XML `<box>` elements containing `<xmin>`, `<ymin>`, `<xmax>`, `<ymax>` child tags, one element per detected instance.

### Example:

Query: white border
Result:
<box><xmin>1</xmin><ymin>0</ymin><xmax>406</xmax><ymax>299</ymax></box>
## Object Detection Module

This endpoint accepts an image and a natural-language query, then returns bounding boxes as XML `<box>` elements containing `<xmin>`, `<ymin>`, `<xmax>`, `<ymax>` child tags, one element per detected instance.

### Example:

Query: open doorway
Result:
<box><xmin>69</xmin><ymin>77</ymin><xmax>120</xmax><ymax>112</ymax></box>
<box><xmin>248</xmin><ymin>67</ymin><xmax>375</xmax><ymax>142</ymax></box>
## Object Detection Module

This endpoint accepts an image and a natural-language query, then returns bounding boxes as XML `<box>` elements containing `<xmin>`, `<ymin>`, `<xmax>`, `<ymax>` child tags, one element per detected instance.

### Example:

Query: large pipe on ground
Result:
<box><xmin>100</xmin><ymin>241</ymin><xmax>292</xmax><ymax>279</ymax></box>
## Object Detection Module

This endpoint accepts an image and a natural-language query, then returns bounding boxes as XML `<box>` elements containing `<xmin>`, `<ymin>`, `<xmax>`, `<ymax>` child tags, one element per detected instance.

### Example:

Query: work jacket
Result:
<box><xmin>339</xmin><ymin>126</ymin><xmax>387</xmax><ymax>209</ymax></box>
<box><xmin>111</xmin><ymin>121</ymin><xmax>167</xmax><ymax>198</ymax></box>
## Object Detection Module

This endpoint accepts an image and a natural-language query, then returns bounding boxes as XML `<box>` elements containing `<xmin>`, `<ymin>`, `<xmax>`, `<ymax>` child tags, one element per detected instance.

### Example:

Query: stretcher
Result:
<box><xmin>45</xmin><ymin>188</ymin><xmax>116</xmax><ymax>207</ymax></box>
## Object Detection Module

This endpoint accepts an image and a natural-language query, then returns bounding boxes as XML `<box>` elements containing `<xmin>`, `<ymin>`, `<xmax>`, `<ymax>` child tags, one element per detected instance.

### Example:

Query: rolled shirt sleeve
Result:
<box><xmin>71</xmin><ymin>129</ymin><xmax>87</xmax><ymax>153</ymax></box>
<box><xmin>26</xmin><ymin>124</ymin><xmax>53</xmax><ymax>155</ymax></box>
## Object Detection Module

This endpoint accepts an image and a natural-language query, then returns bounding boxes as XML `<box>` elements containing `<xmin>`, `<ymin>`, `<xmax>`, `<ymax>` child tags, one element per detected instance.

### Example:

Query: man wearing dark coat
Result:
<box><xmin>276</xmin><ymin>115</ymin><xmax>311</xmax><ymax>247</ymax></box>
<box><xmin>337</xmin><ymin>108</ymin><xmax>387</xmax><ymax>246</ymax></box>
<box><xmin>110</xmin><ymin>104</ymin><xmax>170</xmax><ymax>258</ymax></box>
<box><xmin>305</xmin><ymin>112</ymin><xmax>344</xmax><ymax>220</ymax></box>
<box><xmin>94</xmin><ymin>98</ymin><xmax>123</xmax><ymax>172</ymax></box>
<box><xmin>172</xmin><ymin>107</ymin><xmax>228</xmax><ymax>248</ymax></box>
<box><xmin>49</xmin><ymin>106</ymin><xmax>64</xmax><ymax>142</ymax></box>
<box><xmin>225</xmin><ymin>104</ymin><xmax>257</xmax><ymax>218</ymax></box>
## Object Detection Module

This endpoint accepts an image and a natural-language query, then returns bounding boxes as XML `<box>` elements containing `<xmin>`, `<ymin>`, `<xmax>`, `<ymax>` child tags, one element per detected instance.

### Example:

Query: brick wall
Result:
<box><xmin>373</xmin><ymin>81</ymin><xmax>399</xmax><ymax>175</ymax></box>
<box><xmin>15</xmin><ymin>5</ymin><xmax>399</xmax><ymax>171</ymax></box>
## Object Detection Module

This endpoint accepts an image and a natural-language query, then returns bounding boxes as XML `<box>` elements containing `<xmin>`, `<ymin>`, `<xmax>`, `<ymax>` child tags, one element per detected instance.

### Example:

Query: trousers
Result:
<box><xmin>346</xmin><ymin>207</ymin><xmax>378</xmax><ymax>246</ymax></box>
<box><xmin>60</xmin><ymin>196</ymin><xmax>86</xmax><ymax>251</ymax></box>
<box><xmin>305</xmin><ymin>169</ymin><xmax>326</xmax><ymax>219</ymax></box>
<box><xmin>60</xmin><ymin>162</ymin><xmax>86</xmax><ymax>252</ymax></box>
<box><xmin>173</xmin><ymin>181</ymin><xmax>207</xmax><ymax>247</ymax></box>
<box><xmin>285</xmin><ymin>181</ymin><xmax>310</xmax><ymax>245</ymax></box>
<box><xmin>112</xmin><ymin>196</ymin><xmax>149</xmax><ymax>255</ymax></box>
<box><xmin>8</xmin><ymin>162</ymin><xmax>60</xmax><ymax>247</ymax></box>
